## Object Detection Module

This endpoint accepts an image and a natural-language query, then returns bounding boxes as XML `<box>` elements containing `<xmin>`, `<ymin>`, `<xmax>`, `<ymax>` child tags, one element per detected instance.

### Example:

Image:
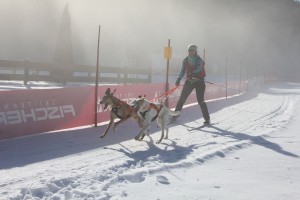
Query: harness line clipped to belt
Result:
<box><xmin>150</xmin><ymin>85</ymin><xmax>180</xmax><ymax>103</ymax></box>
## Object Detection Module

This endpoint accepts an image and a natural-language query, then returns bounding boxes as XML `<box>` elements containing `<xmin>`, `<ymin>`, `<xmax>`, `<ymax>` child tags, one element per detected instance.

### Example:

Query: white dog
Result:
<box><xmin>132</xmin><ymin>96</ymin><xmax>180</xmax><ymax>143</ymax></box>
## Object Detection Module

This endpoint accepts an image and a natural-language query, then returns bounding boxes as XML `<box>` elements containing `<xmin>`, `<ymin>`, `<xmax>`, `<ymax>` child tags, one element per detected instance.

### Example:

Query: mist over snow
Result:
<box><xmin>0</xmin><ymin>0</ymin><xmax>299</xmax><ymax>77</ymax></box>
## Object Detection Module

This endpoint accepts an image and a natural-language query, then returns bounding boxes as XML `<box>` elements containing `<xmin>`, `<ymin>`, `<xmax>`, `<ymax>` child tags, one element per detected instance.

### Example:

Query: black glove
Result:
<box><xmin>175</xmin><ymin>79</ymin><xmax>180</xmax><ymax>86</ymax></box>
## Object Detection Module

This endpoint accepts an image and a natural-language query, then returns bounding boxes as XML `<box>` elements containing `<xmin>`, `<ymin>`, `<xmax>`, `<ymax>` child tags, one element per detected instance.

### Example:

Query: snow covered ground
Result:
<box><xmin>0</xmin><ymin>82</ymin><xmax>299</xmax><ymax>200</ymax></box>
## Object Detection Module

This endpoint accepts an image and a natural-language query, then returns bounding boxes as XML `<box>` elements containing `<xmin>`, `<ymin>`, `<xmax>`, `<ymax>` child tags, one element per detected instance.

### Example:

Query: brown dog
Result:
<box><xmin>98</xmin><ymin>88</ymin><xmax>140</xmax><ymax>138</ymax></box>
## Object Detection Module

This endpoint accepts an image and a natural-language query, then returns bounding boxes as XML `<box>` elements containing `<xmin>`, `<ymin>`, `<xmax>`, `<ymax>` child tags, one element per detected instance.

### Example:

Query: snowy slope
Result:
<box><xmin>0</xmin><ymin>82</ymin><xmax>299</xmax><ymax>200</ymax></box>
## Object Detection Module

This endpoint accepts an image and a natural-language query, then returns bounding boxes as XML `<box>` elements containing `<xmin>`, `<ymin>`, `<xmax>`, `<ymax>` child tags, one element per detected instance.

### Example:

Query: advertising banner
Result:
<box><xmin>0</xmin><ymin>81</ymin><xmax>245</xmax><ymax>140</ymax></box>
<box><xmin>0</xmin><ymin>87</ymin><xmax>94</xmax><ymax>140</ymax></box>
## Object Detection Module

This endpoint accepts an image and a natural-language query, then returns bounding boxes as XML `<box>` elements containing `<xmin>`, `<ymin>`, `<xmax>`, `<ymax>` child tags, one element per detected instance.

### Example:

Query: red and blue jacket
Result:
<box><xmin>177</xmin><ymin>55</ymin><xmax>206</xmax><ymax>82</ymax></box>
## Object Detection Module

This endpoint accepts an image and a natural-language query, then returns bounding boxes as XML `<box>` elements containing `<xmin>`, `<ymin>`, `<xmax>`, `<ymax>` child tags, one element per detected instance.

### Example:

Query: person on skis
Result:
<box><xmin>170</xmin><ymin>44</ymin><xmax>210</xmax><ymax>125</ymax></box>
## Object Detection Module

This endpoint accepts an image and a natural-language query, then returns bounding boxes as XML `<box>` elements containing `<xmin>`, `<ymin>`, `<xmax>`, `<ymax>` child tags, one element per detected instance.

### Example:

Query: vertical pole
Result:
<box><xmin>165</xmin><ymin>39</ymin><xmax>170</xmax><ymax>107</ymax></box>
<box><xmin>263</xmin><ymin>66</ymin><xmax>265</xmax><ymax>84</ymax></box>
<box><xmin>24</xmin><ymin>58</ymin><xmax>29</xmax><ymax>85</ymax></box>
<box><xmin>225</xmin><ymin>56</ymin><xmax>228</xmax><ymax>99</ymax></box>
<box><xmin>246</xmin><ymin>65</ymin><xmax>249</xmax><ymax>92</ymax></box>
<box><xmin>256</xmin><ymin>74</ymin><xmax>258</xmax><ymax>87</ymax></box>
<box><xmin>239</xmin><ymin>61</ymin><xmax>242</xmax><ymax>95</ymax></box>
<box><xmin>24</xmin><ymin>67</ymin><xmax>29</xmax><ymax>85</ymax></box>
<box><xmin>203</xmin><ymin>48</ymin><xmax>206</xmax><ymax>61</ymax></box>
<box><xmin>95</xmin><ymin>25</ymin><xmax>101</xmax><ymax>127</ymax></box>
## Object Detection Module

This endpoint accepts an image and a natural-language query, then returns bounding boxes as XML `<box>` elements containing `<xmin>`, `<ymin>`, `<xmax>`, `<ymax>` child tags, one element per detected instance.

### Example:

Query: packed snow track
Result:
<box><xmin>0</xmin><ymin>82</ymin><xmax>299</xmax><ymax>200</ymax></box>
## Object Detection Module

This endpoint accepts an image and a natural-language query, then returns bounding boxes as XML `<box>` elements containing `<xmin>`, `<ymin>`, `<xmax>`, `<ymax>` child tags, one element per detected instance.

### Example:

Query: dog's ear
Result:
<box><xmin>138</xmin><ymin>95</ymin><xmax>142</xmax><ymax>98</ymax></box>
<box><xmin>144</xmin><ymin>95</ymin><xmax>146</xmax><ymax>98</ymax></box>
<box><xmin>105</xmin><ymin>88</ymin><xmax>110</xmax><ymax>95</ymax></box>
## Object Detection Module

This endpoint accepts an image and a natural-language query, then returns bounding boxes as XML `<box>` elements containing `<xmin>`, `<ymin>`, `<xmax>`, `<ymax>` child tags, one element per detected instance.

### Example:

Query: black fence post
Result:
<box><xmin>24</xmin><ymin>59</ymin><xmax>30</xmax><ymax>85</ymax></box>
<box><xmin>148</xmin><ymin>66</ymin><xmax>152</xmax><ymax>83</ymax></box>
<box><xmin>24</xmin><ymin>68</ymin><xmax>28</xmax><ymax>85</ymax></box>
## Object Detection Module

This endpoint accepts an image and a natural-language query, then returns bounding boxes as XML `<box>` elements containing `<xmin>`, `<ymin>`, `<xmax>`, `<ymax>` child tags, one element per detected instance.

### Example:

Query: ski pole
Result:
<box><xmin>205</xmin><ymin>80</ymin><xmax>241</xmax><ymax>92</ymax></box>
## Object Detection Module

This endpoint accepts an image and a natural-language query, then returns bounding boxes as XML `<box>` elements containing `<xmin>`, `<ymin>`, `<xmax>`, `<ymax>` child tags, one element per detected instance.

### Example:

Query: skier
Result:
<box><xmin>170</xmin><ymin>44</ymin><xmax>210</xmax><ymax>125</ymax></box>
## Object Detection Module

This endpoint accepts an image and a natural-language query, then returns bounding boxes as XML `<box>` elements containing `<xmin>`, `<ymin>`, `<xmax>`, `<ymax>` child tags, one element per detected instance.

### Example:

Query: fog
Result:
<box><xmin>0</xmin><ymin>0</ymin><xmax>299</xmax><ymax>78</ymax></box>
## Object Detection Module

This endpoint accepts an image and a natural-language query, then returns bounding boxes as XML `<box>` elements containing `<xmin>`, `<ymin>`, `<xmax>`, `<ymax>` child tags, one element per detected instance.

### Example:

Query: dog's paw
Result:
<box><xmin>156</xmin><ymin>140</ymin><xmax>162</xmax><ymax>144</ymax></box>
<box><xmin>99</xmin><ymin>135</ymin><xmax>105</xmax><ymax>138</ymax></box>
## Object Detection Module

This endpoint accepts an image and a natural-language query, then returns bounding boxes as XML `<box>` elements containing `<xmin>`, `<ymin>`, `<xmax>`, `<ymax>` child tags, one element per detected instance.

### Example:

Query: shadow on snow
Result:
<box><xmin>201</xmin><ymin>125</ymin><xmax>299</xmax><ymax>158</ymax></box>
<box><xmin>1</xmin><ymin>82</ymin><xmax>299</xmax><ymax>169</ymax></box>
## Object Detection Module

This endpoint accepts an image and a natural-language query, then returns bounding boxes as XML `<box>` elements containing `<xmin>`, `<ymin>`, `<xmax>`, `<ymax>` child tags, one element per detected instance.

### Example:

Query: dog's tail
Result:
<box><xmin>169</xmin><ymin>109</ymin><xmax>180</xmax><ymax>117</ymax></box>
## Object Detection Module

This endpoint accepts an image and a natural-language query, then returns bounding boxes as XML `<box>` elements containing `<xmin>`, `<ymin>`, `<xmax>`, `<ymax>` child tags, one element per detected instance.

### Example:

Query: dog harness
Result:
<box><xmin>111</xmin><ymin>98</ymin><xmax>134</xmax><ymax>120</ymax></box>
<box><xmin>139</xmin><ymin>103</ymin><xmax>163</xmax><ymax>122</ymax></box>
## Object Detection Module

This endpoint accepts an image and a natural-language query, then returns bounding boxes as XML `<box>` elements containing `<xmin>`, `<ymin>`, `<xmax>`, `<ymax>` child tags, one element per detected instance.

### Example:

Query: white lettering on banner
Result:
<box><xmin>1</xmin><ymin>100</ymin><xmax>56</xmax><ymax>111</ymax></box>
<box><xmin>3</xmin><ymin>104</ymin><xmax>9</xmax><ymax>111</ymax></box>
<box><xmin>21</xmin><ymin>109</ymin><xmax>37</xmax><ymax>122</ymax></box>
<box><xmin>62</xmin><ymin>105</ymin><xmax>75</xmax><ymax>116</ymax></box>
<box><xmin>97</xmin><ymin>105</ymin><xmax>103</xmax><ymax>113</ymax></box>
<box><xmin>0</xmin><ymin>105</ymin><xmax>76</xmax><ymax>126</ymax></box>
<box><xmin>48</xmin><ymin>107</ymin><xmax>61</xmax><ymax>119</ymax></box>
<box><xmin>0</xmin><ymin>112</ymin><xmax>7</xmax><ymax>125</ymax></box>
<box><xmin>59</xmin><ymin>106</ymin><xmax>64</xmax><ymax>118</ymax></box>
<box><xmin>7</xmin><ymin>111</ymin><xmax>22</xmax><ymax>125</ymax></box>
<box><xmin>36</xmin><ymin>108</ymin><xmax>47</xmax><ymax>121</ymax></box>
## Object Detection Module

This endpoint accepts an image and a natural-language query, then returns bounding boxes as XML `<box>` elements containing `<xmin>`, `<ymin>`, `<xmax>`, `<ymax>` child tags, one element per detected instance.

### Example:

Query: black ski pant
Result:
<box><xmin>175</xmin><ymin>79</ymin><xmax>210</xmax><ymax>121</ymax></box>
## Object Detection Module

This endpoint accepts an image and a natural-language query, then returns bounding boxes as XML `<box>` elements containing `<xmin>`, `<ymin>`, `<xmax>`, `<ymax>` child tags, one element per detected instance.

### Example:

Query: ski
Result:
<box><xmin>187</xmin><ymin>125</ymin><xmax>206</xmax><ymax>131</ymax></box>
<box><xmin>187</xmin><ymin>123</ymin><xmax>215</xmax><ymax>131</ymax></box>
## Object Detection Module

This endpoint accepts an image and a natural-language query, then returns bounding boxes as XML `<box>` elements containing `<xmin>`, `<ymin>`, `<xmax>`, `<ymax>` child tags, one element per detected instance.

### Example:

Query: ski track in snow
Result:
<box><xmin>0</xmin><ymin>83</ymin><xmax>299</xmax><ymax>200</ymax></box>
